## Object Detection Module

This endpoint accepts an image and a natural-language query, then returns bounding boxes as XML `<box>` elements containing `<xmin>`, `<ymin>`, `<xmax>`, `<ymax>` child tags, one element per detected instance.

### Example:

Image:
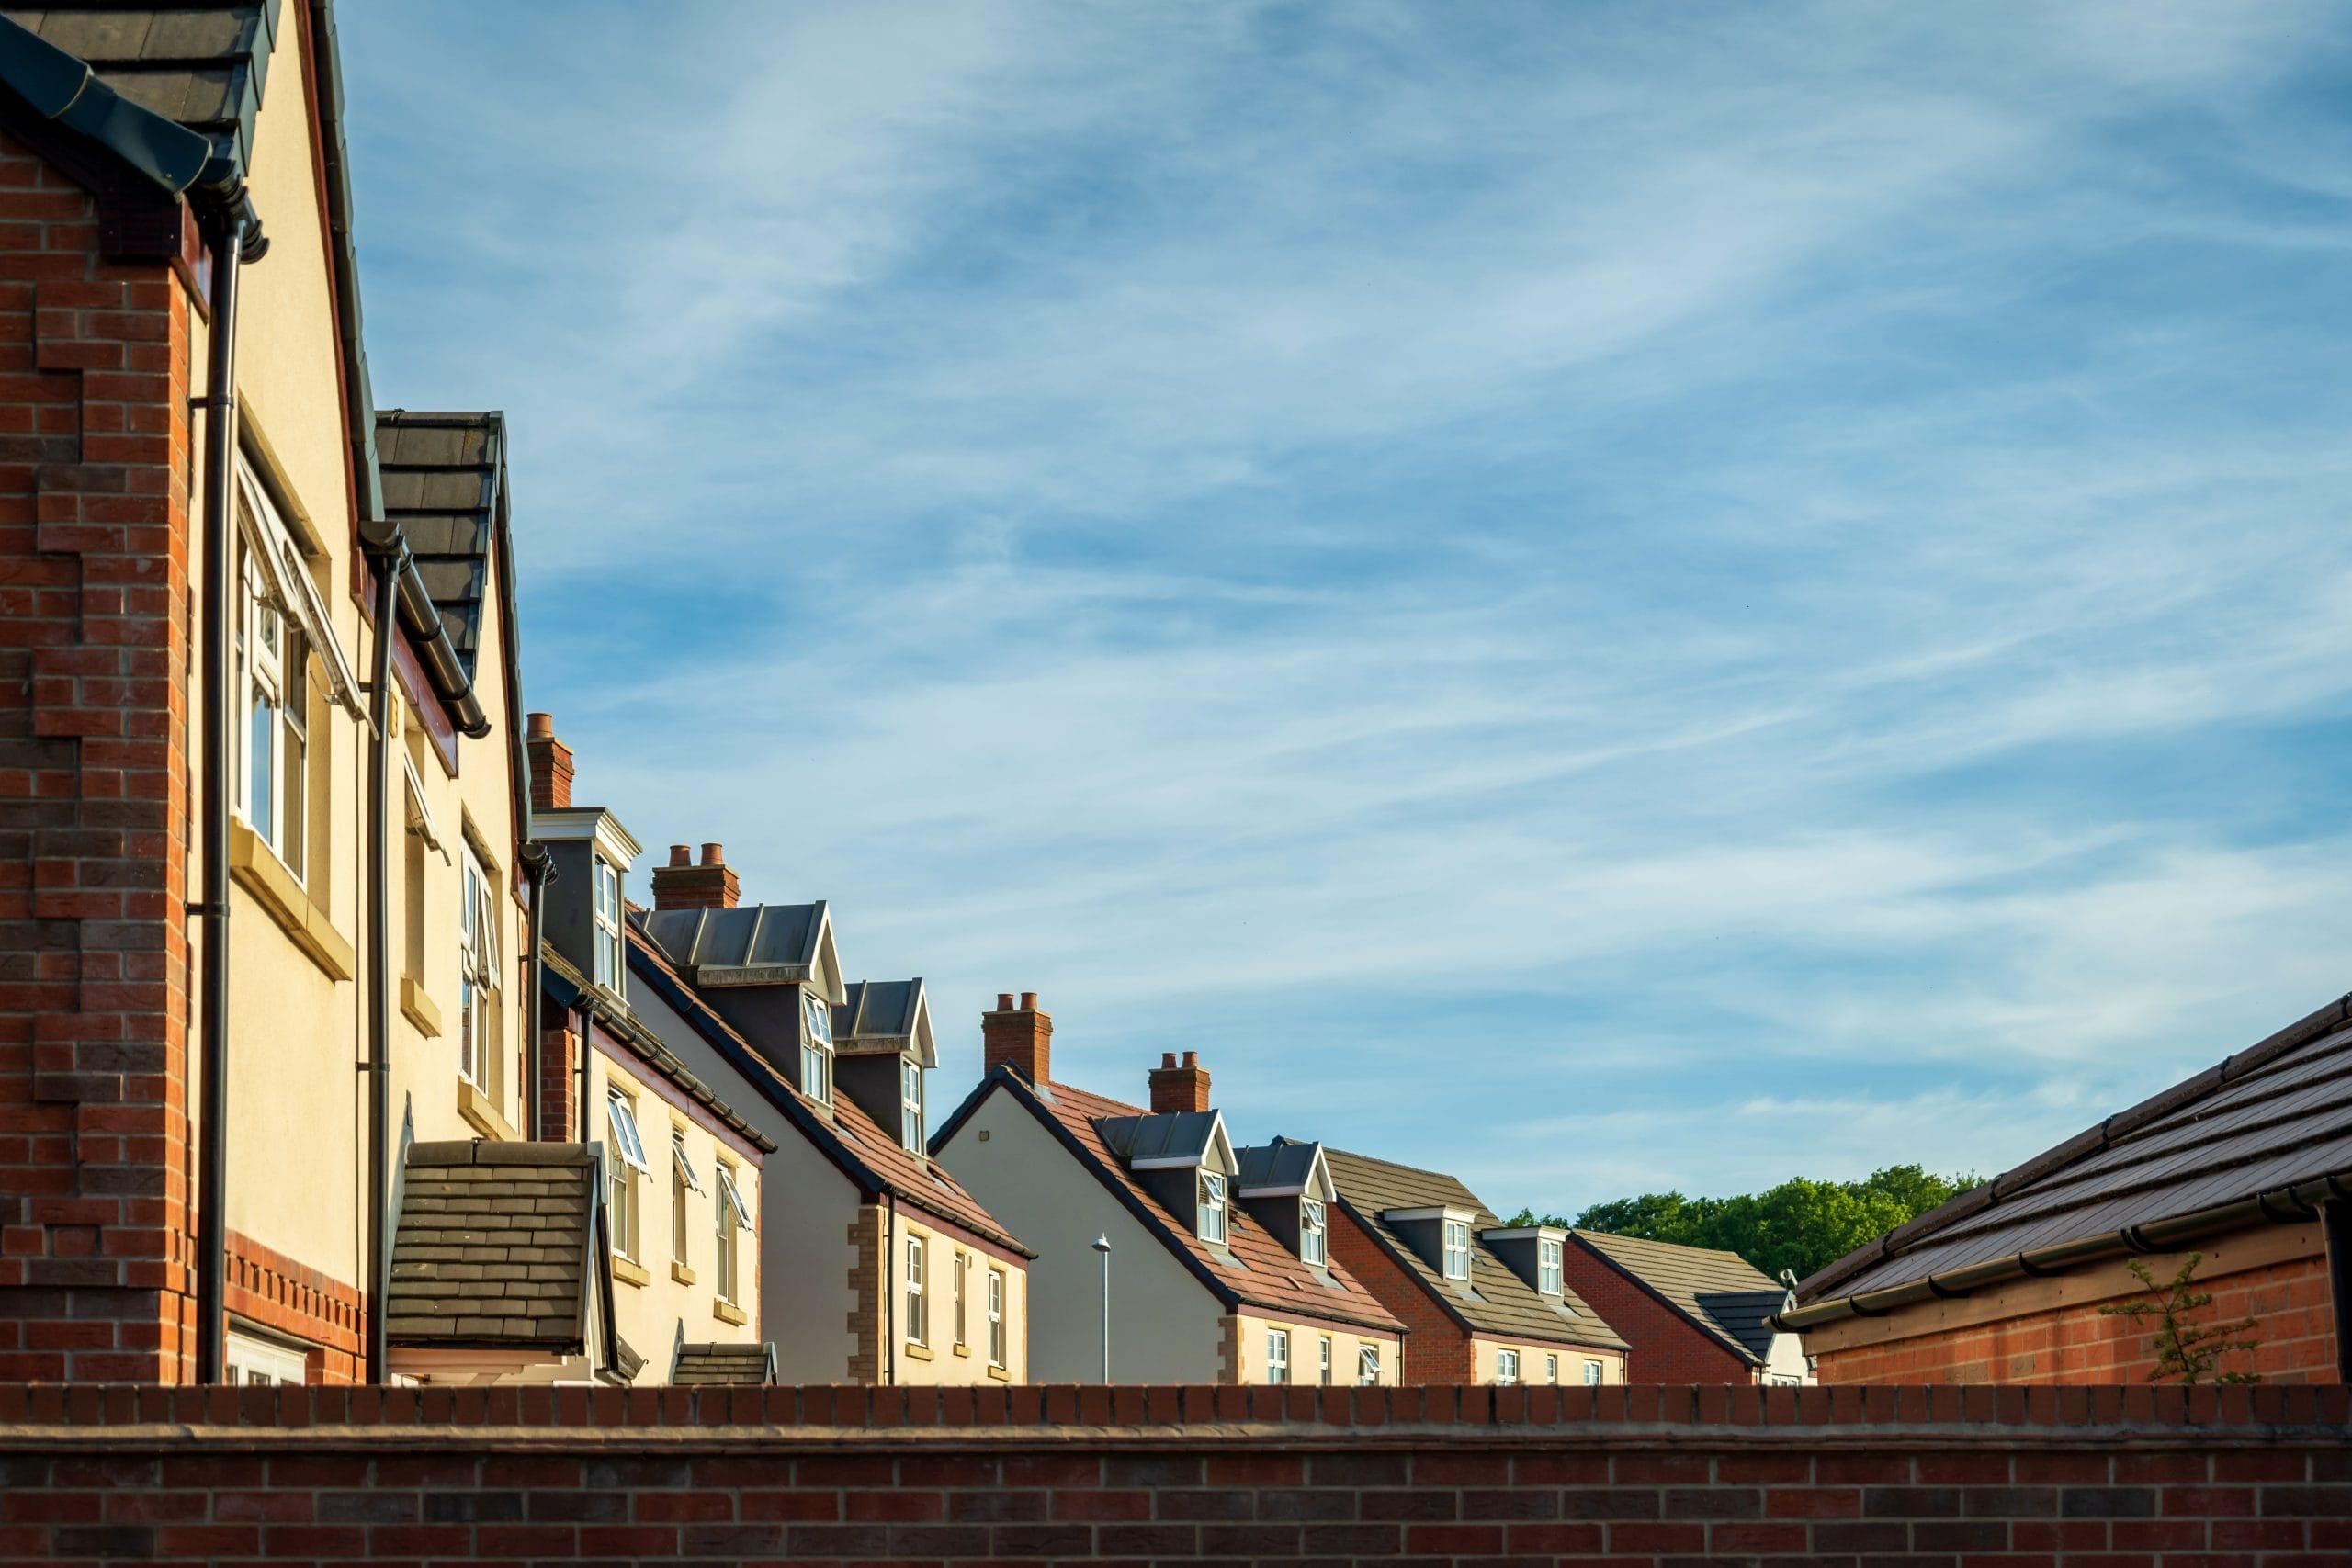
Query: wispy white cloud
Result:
<box><xmin>342</xmin><ymin>0</ymin><xmax>2352</xmax><ymax>1213</ymax></box>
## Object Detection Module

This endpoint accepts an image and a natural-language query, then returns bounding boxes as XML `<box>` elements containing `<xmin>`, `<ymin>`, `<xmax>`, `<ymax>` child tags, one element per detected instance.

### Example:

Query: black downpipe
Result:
<box><xmin>2326</xmin><ymin>1201</ymin><xmax>2352</xmax><ymax>1383</ymax></box>
<box><xmin>885</xmin><ymin>1192</ymin><xmax>897</xmax><ymax>1386</ymax></box>
<box><xmin>193</xmin><ymin>215</ymin><xmax>249</xmax><ymax>1387</ymax></box>
<box><xmin>360</xmin><ymin>536</ymin><xmax>403</xmax><ymax>1385</ymax></box>
<box><xmin>576</xmin><ymin>1000</ymin><xmax>594</xmax><ymax>1145</ymax></box>
<box><xmin>521</xmin><ymin>845</ymin><xmax>551</xmax><ymax>1141</ymax></box>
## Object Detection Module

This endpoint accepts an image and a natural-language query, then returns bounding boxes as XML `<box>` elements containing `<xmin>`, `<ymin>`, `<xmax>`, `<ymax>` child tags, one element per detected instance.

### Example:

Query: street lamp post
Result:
<box><xmin>1091</xmin><ymin>1234</ymin><xmax>1112</xmax><ymax>1382</ymax></box>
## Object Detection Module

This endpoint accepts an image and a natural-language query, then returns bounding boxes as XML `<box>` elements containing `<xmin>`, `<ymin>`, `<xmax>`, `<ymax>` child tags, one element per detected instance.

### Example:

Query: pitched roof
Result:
<box><xmin>672</xmin><ymin>1341</ymin><xmax>776</xmax><ymax>1386</ymax></box>
<box><xmin>1319</xmin><ymin>1145</ymin><xmax>1627</xmax><ymax>1353</ymax></box>
<box><xmin>961</xmin><ymin>1071</ymin><xmax>1403</xmax><ymax>1337</ymax></box>
<box><xmin>1096</xmin><ymin>1110</ymin><xmax>1225</xmax><ymax>1167</ymax></box>
<box><xmin>385</xmin><ymin>1140</ymin><xmax>604</xmax><ymax>1353</ymax></box>
<box><xmin>1568</xmin><ymin>1229</ymin><xmax>1781</xmax><ymax>1364</ymax></box>
<box><xmin>640</xmin><ymin>902</ymin><xmax>840</xmax><ymax>998</ymax></box>
<box><xmin>376</xmin><ymin>412</ymin><xmax>501</xmax><ymax>680</ymax></box>
<box><xmin>0</xmin><ymin>1</ymin><xmax>276</xmax><ymax>186</ymax></box>
<box><xmin>540</xmin><ymin>946</ymin><xmax>775</xmax><ymax>1154</ymax></box>
<box><xmin>1237</xmin><ymin>1139</ymin><xmax>1326</xmax><ymax>1196</ymax></box>
<box><xmin>625</xmin><ymin>922</ymin><xmax>1033</xmax><ymax>1258</ymax></box>
<box><xmin>1800</xmin><ymin>994</ymin><xmax>2352</xmax><ymax>1307</ymax></box>
<box><xmin>834</xmin><ymin>978</ymin><xmax>934</xmax><ymax>1066</ymax></box>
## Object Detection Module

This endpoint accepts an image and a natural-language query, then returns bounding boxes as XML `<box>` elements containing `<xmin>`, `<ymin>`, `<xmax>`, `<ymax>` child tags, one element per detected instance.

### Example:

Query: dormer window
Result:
<box><xmin>1538</xmin><ymin>1236</ymin><xmax>1563</xmax><ymax>1294</ymax></box>
<box><xmin>592</xmin><ymin>856</ymin><xmax>622</xmax><ymax>990</ymax></box>
<box><xmin>899</xmin><ymin>1057</ymin><xmax>925</xmax><ymax>1154</ymax></box>
<box><xmin>1198</xmin><ymin>1170</ymin><xmax>1227</xmax><ymax>1245</ymax></box>
<box><xmin>1300</xmin><ymin>1197</ymin><xmax>1327</xmax><ymax>1266</ymax></box>
<box><xmin>801</xmin><ymin>990</ymin><xmax>833</xmax><ymax>1103</ymax></box>
<box><xmin>1442</xmin><ymin>1218</ymin><xmax>1472</xmax><ymax>1280</ymax></box>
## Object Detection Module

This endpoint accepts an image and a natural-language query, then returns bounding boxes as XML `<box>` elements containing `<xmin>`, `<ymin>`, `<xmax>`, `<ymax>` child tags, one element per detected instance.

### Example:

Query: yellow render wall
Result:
<box><xmin>893</xmin><ymin>1221</ymin><xmax>1027</xmax><ymax>1386</ymax></box>
<box><xmin>1468</xmin><ymin>1337</ymin><xmax>1624</xmax><ymax>1387</ymax></box>
<box><xmin>1230</xmin><ymin>1314</ymin><xmax>1401</xmax><ymax>1387</ymax></box>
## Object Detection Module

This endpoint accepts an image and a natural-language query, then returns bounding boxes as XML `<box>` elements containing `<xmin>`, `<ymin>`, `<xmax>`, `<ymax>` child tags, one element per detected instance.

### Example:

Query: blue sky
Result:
<box><xmin>338</xmin><ymin>1</ymin><xmax>2352</xmax><ymax>1218</ymax></box>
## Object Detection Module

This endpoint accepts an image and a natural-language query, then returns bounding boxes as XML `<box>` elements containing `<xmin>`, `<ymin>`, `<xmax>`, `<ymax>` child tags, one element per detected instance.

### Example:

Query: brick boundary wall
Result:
<box><xmin>1</xmin><ymin>1384</ymin><xmax>2346</xmax><ymax>1564</ymax></box>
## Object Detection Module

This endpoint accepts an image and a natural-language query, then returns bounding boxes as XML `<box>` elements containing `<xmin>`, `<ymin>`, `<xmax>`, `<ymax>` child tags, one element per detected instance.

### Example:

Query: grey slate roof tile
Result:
<box><xmin>673</xmin><ymin>1342</ymin><xmax>776</xmax><ymax>1385</ymax></box>
<box><xmin>387</xmin><ymin>1139</ymin><xmax>600</xmax><ymax>1352</ymax></box>
<box><xmin>4</xmin><ymin>2</ymin><xmax>276</xmax><ymax>169</ymax></box>
<box><xmin>1568</xmin><ymin>1229</ymin><xmax>1782</xmax><ymax>1364</ymax></box>
<box><xmin>375</xmin><ymin>411</ymin><xmax>503</xmax><ymax>678</ymax></box>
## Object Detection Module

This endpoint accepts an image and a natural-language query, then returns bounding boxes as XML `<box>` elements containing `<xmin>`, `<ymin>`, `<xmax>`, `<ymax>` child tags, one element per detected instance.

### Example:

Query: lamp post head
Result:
<box><xmin>1091</xmin><ymin>1235</ymin><xmax>1112</xmax><ymax>1254</ymax></box>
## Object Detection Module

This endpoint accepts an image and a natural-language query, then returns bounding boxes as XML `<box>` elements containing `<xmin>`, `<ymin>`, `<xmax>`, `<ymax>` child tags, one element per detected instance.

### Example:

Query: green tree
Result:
<box><xmin>1514</xmin><ymin>1165</ymin><xmax>1978</xmax><ymax>1282</ymax></box>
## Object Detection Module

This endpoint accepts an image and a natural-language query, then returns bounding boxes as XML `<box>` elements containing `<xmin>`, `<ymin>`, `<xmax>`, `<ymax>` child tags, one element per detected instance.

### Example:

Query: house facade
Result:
<box><xmin>1785</xmin><ymin>992</ymin><xmax>2351</xmax><ymax>1385</ymax></box>
<box><xmin>931</xmin><ymin>1005</ymin><xmax>1405</xmax><ymax>1385</ymax></box>
<box><xmin>1559</xmin><ymin>1229</ymin><xmax>1811</xmax><ymax>1384</ymax></box>
<box><xmin>614</xmin><ymin>833</ymin><xmax>1034</xmax><ymax>1385</ymax></box>
<box><xmin>1317</xmin><ymin>1146</ymin><xmax>1630</xmax><ymax>1387</ymax></box>
<box><xmin>0</xmin><ymin>1</ymin><xmax>574</xmax><ymax>1386</ymax></box>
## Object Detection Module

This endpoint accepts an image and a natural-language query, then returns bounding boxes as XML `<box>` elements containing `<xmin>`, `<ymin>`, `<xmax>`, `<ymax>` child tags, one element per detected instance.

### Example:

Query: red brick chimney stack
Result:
<box><xmin>526</xmin><ymin>711</ymin><xmax>572</xmax><ymax>813</ymax></box>
<box><xmin>1149</xmin><ymin>1049</ymin><xmax>1211</xmax><ymax>1114</ymax></box>
<box><xmin>983</xmin><ymin>991</ymin><xmax>1051</xmax><ymax>1084</ymax></box>
<box><xmin>650</xmin><ymin>840</ymin><xmax>740</xmax><ymax>910</ymax></box>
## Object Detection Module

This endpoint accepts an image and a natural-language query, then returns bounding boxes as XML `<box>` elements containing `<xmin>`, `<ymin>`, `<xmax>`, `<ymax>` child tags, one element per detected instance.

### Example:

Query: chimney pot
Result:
<box><xmin>1160</xmin><ymin>1052</ymin><xmax>1178</xmax><ymax>1069</ymax></box>
<box><xmin>701</xmin><ymin>841</ymin><xmax>725</xmax><ymax>866</ymax></box>
<box><xmin>527</xmin><ymin>711</ymin><xmax>554</xmax><ymax>739</ymax></box>
<box><xmin>526</xmin><ymin>713</ymin><xmax>574</xmax><ymax>813</ymax></box>
<box><xmin>1182</xmin><ymin>1050</ymin><xmax>1199</xmax><ymax>1069</ymax></box>
<box><xmin>669</xmin><ymin>844</ymin><xmax>692</xmax><ymax>866</ymax></box>
<box><xmin>651</xmin><ymin>840</ymin><xmax>740</xmax><ymax>910</ymax></box>
<box><xmin>983</xmin><ymin>992</ymin><xmax>1051</xmax><ymax>1084</ymax></box>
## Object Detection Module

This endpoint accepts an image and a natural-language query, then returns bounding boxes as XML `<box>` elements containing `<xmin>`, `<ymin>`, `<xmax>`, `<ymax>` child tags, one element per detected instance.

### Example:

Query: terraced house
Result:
<box><xmin>933</xmin><ymin>1016</ymin><xmax>1405</xmax><ymax>1384</ymax></box>
<box><xmin>1315</xmin><ymin>1145</ymin><xmax>1630</xmax><ymax>1387</ymax></box>
<box><xmin>0</xmin><ymin>0</ymin><xmax>579</xmax><ymax>1385</ymax></box>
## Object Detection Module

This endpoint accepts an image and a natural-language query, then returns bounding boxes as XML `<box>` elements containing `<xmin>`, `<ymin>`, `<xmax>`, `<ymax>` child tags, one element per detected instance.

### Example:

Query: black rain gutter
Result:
<box><xmin>0</xmin><ymin>18</ymin><xmax>214</xmax><ymax>195</ymax></box>
<box><xmin>307</xmin><ymin>0</ymin><xmax>488</xmax><ymax>740</ymax></box>
<box><xmin>1773</xmin><ymin>1168</ymin><xmax>2352</xmax><ymax>1333</ymax></box>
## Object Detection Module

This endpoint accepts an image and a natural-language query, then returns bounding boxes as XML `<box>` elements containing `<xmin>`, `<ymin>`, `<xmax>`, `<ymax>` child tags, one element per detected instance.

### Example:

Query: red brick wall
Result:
<box><xmin>1815</xmin><ymin>1249</ymin><xmax>2339</xmax><ymax>1386</ymax></box>
<box><xmin>0</xmin><ymin>1382</ymin><xmax>2344</xmax><ymax>1564</ymax></box>
<box><xmin>0</xmin><ymin>130</ymin><xmax>198</xmax><ymax>1384</ymax></box>
<box><xmin>1558</xmin><ymin>1242</ymin><xmax>1755</xmax><ymax>1383</ymax></box>
<box><xmin>1327</xmin><ymin>1204</ymin><xmax>1470</xmax><ymax>1383</ymax></box>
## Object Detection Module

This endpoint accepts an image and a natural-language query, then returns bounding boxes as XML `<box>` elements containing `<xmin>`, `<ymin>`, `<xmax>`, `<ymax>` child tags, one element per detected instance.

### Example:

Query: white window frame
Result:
<box><xmin>1547</xmin><ymin>1354</ymin><xmax>1560</xmax><ymax>1384</ymax></box>
<box><xmin>987</xmin><ymin>1267</ymin><xmax>1006</xmax><ymax>1368</ymax></box>
<box><xmin>802</xmin><ymin>991</ymin><xmax>833</xmax><ymax>1103</ymax></box>
<box><xmin>1318</xmin><ymin>1335</ymin><xmax>1332</xmax><ymax>1385</ymax></box>
<box><xmin>1198</xmin><ymin>1170</ymin><xmax>1227</xmax><ymax>1246</ymax></box>
<box><xmin>1538</xmin><ymin>1237</ymin><xmax>1563</xmax><ymax>1294</ymax></box>
<box><xmin>899</xmin><ymin>1057</ymin><xmax>925</xmax><ymax>1155</ymax></box>
<box><xmin>605</xmin><ymin>1090</ymin><xmax>649</xmax><ymax>1262</ymax></box>
<box><xmin>905</xmin><ymin>1234</ymin><xmax>927</xmax><ymax>1346</ymax></box>
<box><xmin>953</xmin><ymin>1250</ymin><xmax>967</xmax><ymax>1348</ymax></box>
<box><xmin>1497</xmin><ymin>1348</ymin><xmax>1520</xmax><ymax>1385</ymax></box>
<box><xmin>224</xmin><ymin>1328</ymin><xmax>308</xmax><ymax>1387</ymax></box>
<box><xmin>717</xmin><ymin>1160</ymin><xmax>751</xmax><ymax>1303</ymax></box>
<box><xmin>1357</xmin><ymin>1344</ymin><xmax>1380</xmax><ymax>1385</ymax></box>
<box><xmin>459</xmin><ymin>844</ymin><xmax>501</xmax><ymax>1098</ymax></box>
<box><xmin>1300</xmin><ymin>1197</ymin><xmax>1327</xmax><ymax>1267</ymax></box>
<box><xmin>1266</xmin><ymin>1328</ymin><xmax>1289</xmax><ymax>1385</ymax></box>
<box><xmin>591</xmin><ymin>856</ymin><xmax>623</xmax><ymax>991</ymax></box>
<box><xmin>1583</xmin><ymin>1359</ymin><xmax>1602</xmax><ymax>1386</ymax></box>
<box><xmin>1442</xmin><ymin>1219</ymin><xmax>1471</xmax><ymax>1280</ymax></box>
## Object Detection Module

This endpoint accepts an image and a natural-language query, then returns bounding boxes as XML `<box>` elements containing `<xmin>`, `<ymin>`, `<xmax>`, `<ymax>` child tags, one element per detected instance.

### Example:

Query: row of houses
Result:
<box><xmin>0</xmin><ymin>0</ymin><xmax>1815</xmax><ymax>1393</ymax></box>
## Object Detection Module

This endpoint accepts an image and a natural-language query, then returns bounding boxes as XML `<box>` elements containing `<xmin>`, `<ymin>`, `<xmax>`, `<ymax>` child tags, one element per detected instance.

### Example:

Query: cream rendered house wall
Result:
<box><xmin>1467</xmin><ymin>1337</ymin><xmax>1625</xmax><ymax>1386</ymax></box>
<box><xmin>892</xmin><ymin>1218</ymin><xmax>1027</xmax><ymax>1386</ymax></box>
<box><xmin>586</xmin><ymin>1047</ymin><xmax>761</xmax><ymax>1382</ymax></box>
<box><xmin>1228</xmin><ymin>1314</ymin><xmax>1399</xmax><ymax>1387</ymax></box>
<box><xmin>933</xmin><ymin>1088</ymin><xmax>1226</xmax><ymax>1383</ymax></box>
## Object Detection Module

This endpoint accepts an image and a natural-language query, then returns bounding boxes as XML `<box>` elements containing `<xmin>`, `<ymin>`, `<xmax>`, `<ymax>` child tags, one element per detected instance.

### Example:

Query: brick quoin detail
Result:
<box><xmin>1558</xmin><ymin>1245</ymin><xmax>1755</xmax><ymax>1383</ymax></box>
<box><xmin>0</xmin><ymin>130</ymin><xmax>198</xmax><ymax>1386</ymax></box>
<box><xmin>1327</xmin><ymin>1203</ymin><xmax>1472</xmax><ymax>1384</ymax></box>
<box><xmin>0</xmin><ymin>1383</ymin><xmax>2344</xmax><ymax>1565</ymax></box>
<box><xmin>1815</xmin><ymin>1250</ymin><xmax>2340</xmax><ymax>1387</ymax></box>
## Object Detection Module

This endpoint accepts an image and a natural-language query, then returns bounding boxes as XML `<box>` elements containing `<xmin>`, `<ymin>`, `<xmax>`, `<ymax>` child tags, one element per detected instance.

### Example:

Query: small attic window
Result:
<box><xmin>1538</xmin><ymin>1236</ymin><xmax>1563</xmax><ymax>1294</ymax></box>
<box><xmin>800</xmin><ymin>991</ymin><xmax>833</xmax><ymax>1103</ymax></box>
<box><xmin>1198</xmin><ymin>1170</ymin><xmax>1228</xmax><ymax>1246</ymax></box>
<box><xmin>1300</xmin><ymin>1197</ymin><xmax>1327</xmax><ymax>1267</ymax></box>
<box><xmin>1442</xmin><ymin>1219</ymin><xmax>1472</xmax><ymax>1280</ymax></box>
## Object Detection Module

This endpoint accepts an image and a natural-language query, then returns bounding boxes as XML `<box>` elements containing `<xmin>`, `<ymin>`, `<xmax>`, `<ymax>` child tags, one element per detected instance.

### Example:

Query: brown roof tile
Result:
<box><xmin>1321</xmin><ymin>1146</ymin><xmax>1628</xmax><ymax>1353</ymax></box>
<box><xmin>386</xmin><ymin>1140</ymin><xmax>599</xmax><ymax>1352</ymax></box>
<box><xmin>1015</xmin><ymin>1076</ymin><xmax>1404</xmax><ymax>1337</ymax></box>
<box><xmin>1569</xmin><ymin>1229</ymin><xmax>1781</xmax><ymax>1363</ymax></box>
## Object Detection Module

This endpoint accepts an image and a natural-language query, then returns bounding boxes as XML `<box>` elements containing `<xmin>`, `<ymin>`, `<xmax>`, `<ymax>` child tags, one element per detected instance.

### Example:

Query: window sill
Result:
<box><xmin>903</xmin><ymin>1343</ymin><xmax>933</xmax><ymax>1362</ymax></box>
<box><xmin>712</xmin><ymin>1298</ymin><xmax>746</xmax><ymax>1326</ymax></box>
<box><xmin>987</xmin><ymin>1363</ymin><xmax>1010</xmax><ymax>1382</ymax></box>
<box><xmin>229</xmin><ymin>821</ymin><xmax>353</xmax><ymax>981</ymax></box>
<box><xmin>457</xmin><ymin>1081</ymin><xmax>516</xmax><ymax>1142</ymax></box>
<box><xmin>612</xmin><ymin>1255</ymin><xmax>650</xmax><ymax>1289</ymax></box>
<box><xmin>671</xmin><ymin>1261</ymin><xmax>696</xmax><ymax>1287</ymax></box>
<box><xmin>400</xmin><ymin>976</ymin><xmax>442</xmax><ymax>1038</ymax></box>
<box><xmin>952</xmin><ymin>1343</ymin><xmax>970</xmax><ymax>1359</ymax></box>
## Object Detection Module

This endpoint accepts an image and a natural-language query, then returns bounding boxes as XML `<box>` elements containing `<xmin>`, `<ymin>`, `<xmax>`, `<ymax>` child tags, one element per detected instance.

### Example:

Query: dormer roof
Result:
<box><xmin>833</xmin><ymin>978</ymin><xmax>936</xmax><ymax>1068</ymax></box>
<box><xmin>1094</xmin><ymin>1109</ymin><xmax>1231</xmax><ymax>1171</ymax></box>
<box><xmin>377</xmin><ymin>411</ymin><xmax>503</xmax><ymax>680</ymax></box>
<box><xmin>639</xmin><ymin>900</ymin><xmax>844</xmax><ymax>1004</ymax></box>
<box><xmin>1236</xmin><ymin>1139</ymin><xmax>1334</xmax><ymax>1201</ymax></box>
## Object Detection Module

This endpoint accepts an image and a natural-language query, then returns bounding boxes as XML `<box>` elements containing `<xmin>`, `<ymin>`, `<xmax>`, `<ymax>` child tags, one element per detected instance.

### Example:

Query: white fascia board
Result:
<box><xmin>532</xmin><ymin>807</ymin><xmax>645</xmax><ymax>869</ymax></box>
<box><xmin>1480</xmin><ymin>1225</ymin><xmax>1566</xmax><ymax>1242</ymax></box>
<box><xmin>1381</xmin><ymin>1205</ymin><xmax>1478</xmax><ymax>1224</ymax></box>
<box><xmin>1130</xmin><ymin>1155</ymin><xmax>1206</xmax><ymax>1171</ymax></box>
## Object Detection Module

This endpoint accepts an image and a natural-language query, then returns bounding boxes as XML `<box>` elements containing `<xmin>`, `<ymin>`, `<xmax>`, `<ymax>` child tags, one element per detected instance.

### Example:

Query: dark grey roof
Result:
<box><xmin>377</xmin><ymin>412</ymin><xmax>502</xmax><ymax>679</ymax></box>
<box><xmin>835</xmin><ymin>978</ymin><xmax>922</xmax><ymax>1045</ymax></box>
<box><xmin>1236</xmin><ymin>1139</ymin><xmax>1322</xmax><ymax>1194</ymax></box>
<box><xmin>386</xmin><ymin>1140</ymin><xmax>600</xmax><ymax>1352</ymax></box>
<box><xmin>1569</xmin><ymin>1229</ymin><xmax>1781</xmax><ymax>1365</ymax></box>
<box><xmin>672</xmin><ymin>1341</ymin><xmax>776</xmax><ymax>1386</ymax></box>
<box><xmin>640</xmin><ymin>902</ymin><xmax>829</xmax><ymax>982</ymax></box>
<box><xmin>1095</xmin><ymin>1110</ymin><xmax>1220</xmax><ymax>1166</ymax></box>
<box><xmin>1322</xmin><ymin>1145</ymin><xmax>1628</xmax><ymax>1354</ymax></box>
<box><xmin>2</xmin><ymin>2</ymin><xmax>277</xmax><ymax>180</ymax></box>
<box><xmin>1803</xmin><ymin>999</ymin><xmax>2352</xmax><ymax>1303</ymax></box>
